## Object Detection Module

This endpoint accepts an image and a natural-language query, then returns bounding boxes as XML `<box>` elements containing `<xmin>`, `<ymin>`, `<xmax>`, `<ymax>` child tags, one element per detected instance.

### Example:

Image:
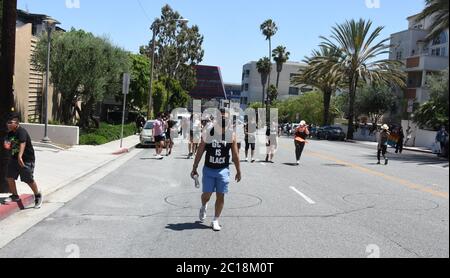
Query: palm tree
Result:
<box><xmin>256</xmin><ymin>57</ymin><xmax>272</xmax><ymax>106</ymax></box>
<box><xmin>318</xmin><ymin>19</ymin><xmax>406</xmax><ymax>139</ymax></box>
<box><xmin>272</xmin><ymin>45</ymin><xmax>290</xmax><ymax>89</ymax></box>
<box><xmin>260</xmin><ymin>19</ymin><xmax>278</xmax><ymax>91</ymax></box>
<box><xmin>416</xmin><ymin>0</ymin><xmax>449</xmax><ymax>40</ymax></box>
<box><xmin>292</xmin><ymin>46</ymin><xmax>341</xmax><ymax>126</ymax></box>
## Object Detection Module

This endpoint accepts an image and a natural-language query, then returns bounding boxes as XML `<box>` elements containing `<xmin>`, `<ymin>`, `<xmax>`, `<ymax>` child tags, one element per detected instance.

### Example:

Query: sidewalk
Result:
<box><xmin>0</xmin><ymin>135</ymin><xmax>140</xmax><ymax>221</ymax></box>
<box><xmin>347</xmin><ymin>139</ymin><xmax>433</xmax><ymax>154</ymax></box>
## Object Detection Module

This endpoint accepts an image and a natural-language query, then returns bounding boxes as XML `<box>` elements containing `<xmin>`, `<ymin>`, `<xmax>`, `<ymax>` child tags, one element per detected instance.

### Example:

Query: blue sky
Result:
<box><xmin>18</xmin><ymin>0</ymin><xmax>425</xmax><ymax>83</ymax></box>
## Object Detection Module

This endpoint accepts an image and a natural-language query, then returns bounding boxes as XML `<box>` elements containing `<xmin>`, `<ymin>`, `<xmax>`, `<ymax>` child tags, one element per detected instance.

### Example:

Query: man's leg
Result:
<box><xmin>377</xmin><ymin>148</ymin><xmax>381</xmax><ymax>163</ymax></box>
<box><xmin>7</xmin><ymin>178</ymin><xmax>18</xmax><ymax>196</ymax></box>
<box><xmin>27</xmin><ymin>181</ymin><xmax>39</xmax><ymax>196</ymax></box>
<box><xmin>214</xmin><ymin>193</ymin><xmax>225</xmax><ymax>218</ymax></box>
<box><xmin>201</xmin><ymin>192</ymin><xmax>213</xmax><ymax>207</ymax></box>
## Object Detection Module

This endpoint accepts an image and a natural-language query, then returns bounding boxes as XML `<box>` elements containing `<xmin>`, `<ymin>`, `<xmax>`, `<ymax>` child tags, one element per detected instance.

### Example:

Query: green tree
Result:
<box><xmin>276</xmin><ymin>91</ymin><xmax>331</xmax><ymax>125</ymax></box>
<box><xmin>152</xmin><ymin>81</ymin><xmax>168</xmax><ymax>114</ymax></box>
<box><xmin>256</xmin><ymin>57</ymin><xmax>272</xmax><ymax>106</ymax></box>
<box><xmin>356</xmin><ymin>84</ymin><xmax>397</xmax><ymax>125</ymax></box>
<box><xmin>413</xmin><ymin>69</ymin><xmax>449</xmax><ymax>130</ymax></box>
<box><xmin>318</xmin><ymin>19</ymin><xmax>406</xmax><ymax>139</ymax></box>
<box><xmin>267</xmin><ymin>85</ymin><xmax>278</xmax><ymax>104</ymax></box>
<box><xmin>125</xmin><ymin>53</ymin><xmax>150</xmax><ymax>111</ymax></box>
<box><xmin>140</xmin><ymin>4</ymin><xmax>204</xmax><ymax>92</ymax></box>
<box><xmin>416</xmin><ymin>0</ymin><xmax>449</xmax><ymax>40</ymax></box>
<box><xmin>260</xmin><ymin>19</ymin><xmax>278</xmax><ymax>100</ymax></box>
<box><xmin>292</xmin><ymin>46</ymin><xmax>341</xmax><ymax>126</ymax></box>
<box><xmin>272</xmin><ymin>45</ymin><xmax>290</xmax><ymax>89</ymax></box>
<box><xmin>166</xmin><ymin>78</ymin><xmax>190</xmax><ymax>110</ymax></box>
<box><xmin>33</xmin><ymin>28</ymin><xmax>130</xmax><ymax>128</ymax></box>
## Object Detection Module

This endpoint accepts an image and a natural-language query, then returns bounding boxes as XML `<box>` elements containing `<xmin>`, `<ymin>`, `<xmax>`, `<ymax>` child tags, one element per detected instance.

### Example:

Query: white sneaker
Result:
<box><xmin>245</xmin><ymin>157</ymin><xmax>249</xmax><ymax>162</ymax></box>
<box><xmin>211</xmin><ymin>220</ymin><xmax>221</xmax><ymax>231</ymax></box>
<box><xmin>296</xmin><ymin>161</ymin><xmax>300</xmax><ymax>165</ymax></box>
<box><xmin>199</xmin><ymin>206</ymin><xmax>207</xmax><ymax>222</ymax></box>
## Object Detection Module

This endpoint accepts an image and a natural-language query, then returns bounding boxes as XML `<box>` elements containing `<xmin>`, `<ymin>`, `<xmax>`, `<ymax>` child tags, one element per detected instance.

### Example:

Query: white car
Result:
<box><xmin>140</xmin><ymin>120</ymin><xmax>156</xmax><ymax>146</ymax></box>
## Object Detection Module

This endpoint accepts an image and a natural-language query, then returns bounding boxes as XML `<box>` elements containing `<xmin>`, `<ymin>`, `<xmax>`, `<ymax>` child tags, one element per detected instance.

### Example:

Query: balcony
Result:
<box><xmin>405</xmin><ymin>55</ymin><xmax>449</xmax><ymax>72</ymax></box>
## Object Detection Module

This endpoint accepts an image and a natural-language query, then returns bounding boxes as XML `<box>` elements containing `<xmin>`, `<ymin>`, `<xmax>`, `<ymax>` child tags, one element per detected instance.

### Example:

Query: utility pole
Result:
<box><xmin>0</xmin><ymin>0</ymin><xmax>17</xmax><ymax>193</ymax></box>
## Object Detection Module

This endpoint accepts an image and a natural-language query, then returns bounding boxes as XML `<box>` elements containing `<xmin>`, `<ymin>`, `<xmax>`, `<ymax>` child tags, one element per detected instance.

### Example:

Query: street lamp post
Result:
<box><xmin>41</xmin><ymin>18</ymin><xmax>59</xmax><ymax>143</ymax></box>
<box><xmin>147</xmin><ymin>18</ymin><xmax>188</xmax><ymax>120</ymax></box>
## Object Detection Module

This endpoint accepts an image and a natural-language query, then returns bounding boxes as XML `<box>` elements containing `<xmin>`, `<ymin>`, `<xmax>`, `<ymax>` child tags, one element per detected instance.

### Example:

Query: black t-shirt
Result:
<box><xmin>6</xmin><ymin>126</ymin><xmax>35</xmax><ymax>162</ymax></box>
<box><xmin>205</xmin><ymin>128</ymin><xmax>232</xmax><ymax>169</ymax></box>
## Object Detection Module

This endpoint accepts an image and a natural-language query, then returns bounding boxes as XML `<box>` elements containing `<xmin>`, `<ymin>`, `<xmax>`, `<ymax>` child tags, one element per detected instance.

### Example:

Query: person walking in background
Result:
<box><xmin>244</xmin><ymin>118</ymin><xmax>256</xmax><ymax>163</ymax></box>
<box><xmin>153</xmin><ymin>112</ymin><xmax>166</xmax><ymax>160</ymax></box>
<box><xmin>294</xmin><ymin>120</ymin><xmax>310</xmax><ymax>166</ymax></box>
<box><xmin>436</xmin><ymin>126</ymin><xmax>449</xmax><ymax>157</ymax></box>
<box><xmin>265</xmin><ymin>121</ymin><xmax>278</xmax><ymax>163</ymax></box>
<box><xmin>2</xmin><ymin>113</ymin><xmax>43</xmax><ymax>209</ymax></box>
<box><xmin>395</xmin><ymin>127</ymin><xmax>405</xmax><ymax>154</ymax></box>
<box><xmin>377</xmin><ymin>124</ymin><xmax>390</xmax><ymax>165</ymax></box>
<box><xmin>135</xmin><ymin>114</ymin><xmax>146</xmax><ymax>134</ymax></box>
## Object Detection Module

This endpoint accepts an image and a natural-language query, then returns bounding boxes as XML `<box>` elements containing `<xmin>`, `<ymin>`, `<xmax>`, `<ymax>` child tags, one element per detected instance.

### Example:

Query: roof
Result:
<box><xmin>17</xmin><ymin>9</ymin><xmax>61</xmax><ymax>25</ymax></box>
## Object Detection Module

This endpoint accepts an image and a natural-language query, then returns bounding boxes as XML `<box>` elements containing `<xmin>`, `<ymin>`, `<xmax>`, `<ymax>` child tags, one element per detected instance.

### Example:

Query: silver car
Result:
<box><xmin>140</xmin><ymin>120</ymin><xmax>156</xmax><ymax>146</ymax></box>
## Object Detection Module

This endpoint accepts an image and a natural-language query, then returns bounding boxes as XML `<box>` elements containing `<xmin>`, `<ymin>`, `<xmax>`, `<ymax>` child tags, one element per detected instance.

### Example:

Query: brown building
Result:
<box><xmin>14</xmin><ymin>10</ymin><xmax>62</xmax><ymax>123</ymax></box>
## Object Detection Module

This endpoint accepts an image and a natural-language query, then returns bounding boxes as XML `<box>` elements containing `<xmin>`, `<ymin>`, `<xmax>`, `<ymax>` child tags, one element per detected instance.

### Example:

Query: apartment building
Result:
<box><xmin>390</xmin><ymin>13</ymin><xmax>449</xmax><ymax>104</ymax></box>
<box><xmin>240</xmin><ymin>61</ymin><xmax>312</xmax><ymax>106</ymax></box>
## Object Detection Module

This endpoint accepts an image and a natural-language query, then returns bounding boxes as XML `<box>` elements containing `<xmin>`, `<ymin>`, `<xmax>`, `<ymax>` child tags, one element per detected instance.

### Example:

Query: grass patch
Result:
<box><xmin>79</xmin><ymin>122</ymin><xmax>136</xmax><ymax>145</ymax></box>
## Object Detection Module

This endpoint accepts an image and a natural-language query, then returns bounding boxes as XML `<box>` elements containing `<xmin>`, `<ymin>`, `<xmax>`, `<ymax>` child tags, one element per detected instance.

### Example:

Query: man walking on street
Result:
<box><xmin>2</xmin><ymin>113</ymin><xmax>43</xmax><ymax>208</ymax></box>
<box><xmin>377</xmin><ymin>124</ymin><xmax>390</xmax><ymax>165</ymax></box>
<box><xmin>191</xmin><ymin>109</ymin><xmax>241</xmax><ymax>231</ymax></box>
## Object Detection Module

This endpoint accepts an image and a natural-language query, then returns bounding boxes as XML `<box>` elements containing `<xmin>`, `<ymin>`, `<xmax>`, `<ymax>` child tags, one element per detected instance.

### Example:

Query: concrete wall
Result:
<box><xmin>401</xmin><ymin>120</ymin><xmax>436</xmax><ymax>149</ymax></box>
<box><xmin>21</xmin><ymin>123</ymin><xmax>79</xmax><ymax>146</ymax></box>
<box><xmin>14</xmin><ymin>23</ymin><xmax>33</xmax><ymax>121</ymax></box>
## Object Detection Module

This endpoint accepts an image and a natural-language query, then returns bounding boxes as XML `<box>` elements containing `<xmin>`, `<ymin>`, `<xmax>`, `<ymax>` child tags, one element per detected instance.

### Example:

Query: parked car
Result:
<box><xmin>139</xmin><ymin>120</ymin><xmax>156</xmax><ymax>147</ymax></box>
<box><xmin>316</xmin><ymin>126</ymin><xmax>346</xmax><ymax>141</ymax></box>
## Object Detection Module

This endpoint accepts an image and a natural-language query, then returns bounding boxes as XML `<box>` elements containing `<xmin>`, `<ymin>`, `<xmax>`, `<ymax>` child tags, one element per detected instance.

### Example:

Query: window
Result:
<box><xmin>396</xmin><ymin>51</ymin><xmax>403</xmax><ymax>60</ymax></box>
<box><xmin>432</xmin><ymin>32</ymin><xmax>448</xmax><ymax>46</ymax></box>
<box><xmin>289</xmin><ymin>87</ymin><xmax>299</xmax><ymax>95</ymax></box>
<box><xmin>244</xmin><ymin>84</ymin><xmax>249</xmax><ymax>91</ymax></box>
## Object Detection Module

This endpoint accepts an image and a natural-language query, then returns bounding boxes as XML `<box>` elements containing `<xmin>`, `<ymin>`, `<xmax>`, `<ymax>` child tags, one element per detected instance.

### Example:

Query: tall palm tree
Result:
<box><xmin>260</xmin><ymin>20</ymin><xmax>278</xmax><ymax>94</ymax></box>
<box><xmin>272</xmin><ymin>45</ymin><xmax>290</xmax><ymax>89</ymax></box>
<box><xmin>318</xmin><ymin>19</ymin><xmax>406</xmax><ymax>139</ymax></box>
<box><xmin>256</xmin><ymin>57</ymin><xmax>272</xmax><ymax>106</ymax></box>
<box><xmin>292</xmin><ymin>46</ymin><xmax>341</xmax><ymax>126</ymax></box>
<box><xmin>416</xmin><ymin>0</ymin><xmax>449</xmax><ymax>40</ymax></box>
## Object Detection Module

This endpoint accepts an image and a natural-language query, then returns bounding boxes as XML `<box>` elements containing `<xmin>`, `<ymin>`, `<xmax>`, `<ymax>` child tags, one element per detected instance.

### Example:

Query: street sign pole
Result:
<box><xmin>120</xmin><ymin>73</ymin><xmax>131</xmax><ymax>148</ymax></box>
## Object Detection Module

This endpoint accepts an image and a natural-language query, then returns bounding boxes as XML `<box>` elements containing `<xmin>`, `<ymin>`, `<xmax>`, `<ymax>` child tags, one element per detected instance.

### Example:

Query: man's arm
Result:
<box><xmin>18</xmin><ymin>142</ymin><xmax>26</xmax><ymax>167</ymax></box>
<box><xmin>231</xmin><ymin>136</ymin><xmax>241</xmax><ymax>182</ymax></box>
<box><xmin>191</xmin><ymin>139</ymin><xmax>206</xmax><ymax>176</ymax></box>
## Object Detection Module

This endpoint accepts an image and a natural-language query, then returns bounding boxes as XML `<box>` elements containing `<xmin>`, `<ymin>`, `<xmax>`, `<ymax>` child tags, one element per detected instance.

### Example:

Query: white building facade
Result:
<box><xmin>240</xmin><ymin>61</ymin><xmax>312</xmax><ymax>106</ymax></box>
<box><xmin>389</xmin><ymin>13</ymin><xmax>449</xmax><ymax>104</ymax></box>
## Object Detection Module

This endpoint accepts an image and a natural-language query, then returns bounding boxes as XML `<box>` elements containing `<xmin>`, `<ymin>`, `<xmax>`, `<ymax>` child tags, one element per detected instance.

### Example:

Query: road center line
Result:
<box><xmin>278</xmin><ymin>141</ymin><xmax>448</xmax><ymax>199</ymax></box>
<box><xmin>289</xmin><ymin>186</ymin><xmax>316</xmax><ymax>204</ymax></box>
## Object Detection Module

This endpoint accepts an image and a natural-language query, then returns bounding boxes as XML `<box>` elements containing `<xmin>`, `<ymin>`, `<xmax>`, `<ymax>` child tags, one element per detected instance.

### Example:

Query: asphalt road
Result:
<box><xmin>0</xmin><ymin>137</ymin><xmax>448</xmax><ymax>258</ymax></box>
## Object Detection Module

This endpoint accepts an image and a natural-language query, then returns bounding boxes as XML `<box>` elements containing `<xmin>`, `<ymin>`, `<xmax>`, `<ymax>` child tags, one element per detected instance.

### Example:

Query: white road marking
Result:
<box><xmin>289</xmin><ymin>186</ymin><xmax>316</xmax><ymax>204</ymax></box>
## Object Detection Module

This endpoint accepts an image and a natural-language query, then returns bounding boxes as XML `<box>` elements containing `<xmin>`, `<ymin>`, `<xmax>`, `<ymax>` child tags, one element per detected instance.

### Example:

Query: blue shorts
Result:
<box><xmin>202</xmin><ymin>166</ymin><xmax>230</xmax><ymax>194</ymax></box>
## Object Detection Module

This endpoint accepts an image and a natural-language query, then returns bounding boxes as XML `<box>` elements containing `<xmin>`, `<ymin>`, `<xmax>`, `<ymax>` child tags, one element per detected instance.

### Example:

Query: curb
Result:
<box><xmin>0</xmin><ymin>141</ymin><xmax>139</xmax><ymax>223</ymax></box>
<box><xmin>347</xmin><ymin>139</ymin><xmax>433</xmax><ymax>154</ymax></box>
<box><xmin>0</xmin><ymin>194</ymin><xmax>35</xmax><ymax>222</ymax></box>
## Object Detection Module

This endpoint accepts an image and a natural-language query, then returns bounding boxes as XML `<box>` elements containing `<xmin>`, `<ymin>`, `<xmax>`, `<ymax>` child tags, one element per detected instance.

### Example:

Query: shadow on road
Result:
<box><xmin>361</xmin><ymin>152</ymin><xmax>449</xmax><ymax>167</ymax></box>
<box><xmin>165</xmin><ymin>221</ymin><xmax>211</xmax><ymax>231</ymax></box>
<box><xmin>282</xmin><ymin>163</ymin><xmax>299</xmax><ymax>167</ymax></box>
